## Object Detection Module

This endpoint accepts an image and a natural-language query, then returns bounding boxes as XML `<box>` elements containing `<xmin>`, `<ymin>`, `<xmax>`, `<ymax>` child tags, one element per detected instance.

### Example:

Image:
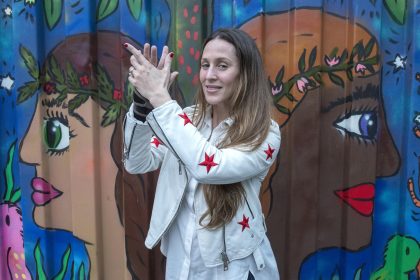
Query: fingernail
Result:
<box><xmin>169</xmin><ymin>52</ymin><xmax>174</xmax><ymax>58</ymax></box>
<box><xmin>123</xmin><ymin>43</ymin><xmax>128</xmax><ymax>48</ymax></box>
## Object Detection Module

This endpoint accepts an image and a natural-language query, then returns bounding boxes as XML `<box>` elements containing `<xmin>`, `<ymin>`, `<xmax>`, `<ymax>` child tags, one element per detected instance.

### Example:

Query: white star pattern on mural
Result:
<box><xmin>3</xmin><ymin>5</ymin><xmax>12</xmax><ymax>17</ymax></box>
<box><xmin>1</xmin><ymin>74</ymin><xmax>15</xmax><ymax>91</ymax></box>
<box><xmin>392</xmin><ymin>54</ymin><xmax>407</xmax><ymax>71</ymax></box>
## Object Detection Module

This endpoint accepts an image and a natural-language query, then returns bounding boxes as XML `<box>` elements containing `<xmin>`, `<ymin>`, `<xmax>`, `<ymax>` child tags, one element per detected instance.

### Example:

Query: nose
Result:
<box><xmin>205</xmin><ymin>66</ymin><xmax>217</xmax><ymax>80</ymax></box>
<box><xmin>20</xmin><ymin>98</ymin><xmax>43</xmax><ymax>165</ymax></box>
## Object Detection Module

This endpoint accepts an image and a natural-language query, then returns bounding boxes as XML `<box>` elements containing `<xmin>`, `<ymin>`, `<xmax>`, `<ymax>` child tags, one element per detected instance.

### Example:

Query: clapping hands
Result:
<box><xmin>125</xmin><ymin>43</ymin><xmax>178</xmax><ymax>108</ymax></box>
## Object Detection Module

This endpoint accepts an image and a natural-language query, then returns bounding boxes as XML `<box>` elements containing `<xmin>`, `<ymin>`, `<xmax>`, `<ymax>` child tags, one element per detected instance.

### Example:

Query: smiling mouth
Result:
<box><xmin>205</xmin><ymin>85</ymin><xmax>222</xmax><ymax>92</ymax></box>
<box><xmin>334</xmin><ymin>183</ymin><xmax>375</xmax><ymax>216</ymax></box>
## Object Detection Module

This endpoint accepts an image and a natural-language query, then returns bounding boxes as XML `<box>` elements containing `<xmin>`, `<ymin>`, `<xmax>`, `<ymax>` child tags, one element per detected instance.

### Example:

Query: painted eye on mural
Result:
<box><xmin>42</xmin><ymin>111</ymin><xmax>75</xmax><ymax>156</ymax></box>
<box><xmin>333</xmin><ymin>110</ymin><xmax>378</xmax><ymax>142</ymax></box>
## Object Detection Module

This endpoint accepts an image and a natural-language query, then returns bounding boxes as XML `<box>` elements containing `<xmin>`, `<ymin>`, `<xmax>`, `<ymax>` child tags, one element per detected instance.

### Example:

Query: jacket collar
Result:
<box><xmin>202</xmin><ymin>106</ymin><xmax>234</xmax><ymax>129</ymax></box>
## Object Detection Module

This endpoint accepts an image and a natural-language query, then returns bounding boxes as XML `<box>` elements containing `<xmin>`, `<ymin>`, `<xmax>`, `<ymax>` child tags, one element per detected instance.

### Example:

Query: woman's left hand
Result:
<box><xmin>125</xmin><ymin>43</ymin><xmax>174</xmax><ymax>108</ymax></box>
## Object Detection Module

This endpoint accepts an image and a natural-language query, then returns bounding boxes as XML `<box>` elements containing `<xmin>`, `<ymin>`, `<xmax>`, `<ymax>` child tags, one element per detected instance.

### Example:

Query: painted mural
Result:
<box><xmin>0</xmin><ymin>0</ymin><xmax>419</xmax><ymax>279</ymax></box>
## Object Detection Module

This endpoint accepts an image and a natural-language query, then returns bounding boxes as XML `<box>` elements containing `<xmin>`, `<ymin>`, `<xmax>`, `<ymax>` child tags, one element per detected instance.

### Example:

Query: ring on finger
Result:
<box><xmin>128</xmin><ymin>67</ymin><xmax>134</xmax><ymax>76</ymax></box>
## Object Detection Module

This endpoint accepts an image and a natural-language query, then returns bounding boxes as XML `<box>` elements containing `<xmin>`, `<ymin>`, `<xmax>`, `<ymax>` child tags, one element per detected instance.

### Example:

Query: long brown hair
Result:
<box><xmin>195</xmin><ymin>29</ymin><xmax>272</xmax><ymax>229</ymax></box>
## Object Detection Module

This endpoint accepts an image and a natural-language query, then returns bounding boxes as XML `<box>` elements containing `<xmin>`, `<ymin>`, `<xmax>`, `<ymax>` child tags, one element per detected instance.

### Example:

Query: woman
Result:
<box><xmin>123</xmin><ymin>29</ymin><xmax>281</xmax><ymax>279</ymax></box>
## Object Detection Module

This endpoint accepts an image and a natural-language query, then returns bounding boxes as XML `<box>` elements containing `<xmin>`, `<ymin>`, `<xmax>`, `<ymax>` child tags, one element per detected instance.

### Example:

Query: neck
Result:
<box><xmin>211</xmin><ymin>104</ymin><xmax>230</xmax><ymax>128</ymax></box>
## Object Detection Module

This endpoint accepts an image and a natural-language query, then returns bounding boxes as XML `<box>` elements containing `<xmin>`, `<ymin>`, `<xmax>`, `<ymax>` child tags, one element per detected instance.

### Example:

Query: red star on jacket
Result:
<box><xmin>198</xmin><ymin>152</ymin><xmax>218</xmax><ymax>173</ymax></box>
<box><xmin>178</xmin><ymin>112</ymin><xmax>192</xmax><ymax>126</ymax></box>
<box><xmin>238</xmin><ymin>214</ymin><xmax>250</xmax><ymax>232</ymax></box>
<box><xmin>151</xmin><ymin>137</ymin><xmax>161</xmax><ymax>148</ymax></box>
<box><xmin>264</xmin><ymin>144</ymin><xmax>275</xmax><ymax>160</ymax></box>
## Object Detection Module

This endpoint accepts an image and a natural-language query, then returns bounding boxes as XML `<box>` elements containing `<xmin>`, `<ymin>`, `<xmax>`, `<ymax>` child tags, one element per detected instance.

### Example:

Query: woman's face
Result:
<box><xmin>199</xmin><ymin>38</ymin><xmax>240</xmax><ymax>111</ymax></box>
<box><xmin>20</xmin><ymin>93</ymin><xmax>115</xmax><ymax>241</ymax></box>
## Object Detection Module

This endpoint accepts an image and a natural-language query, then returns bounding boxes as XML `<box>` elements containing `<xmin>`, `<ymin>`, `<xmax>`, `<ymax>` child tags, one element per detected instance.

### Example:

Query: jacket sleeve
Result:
<box><xmin>146</xmin><ymin>100</ymin><xmax>281</xmax><ymax>184</ymax></box>
<box><xmin>123</xmin><ymin>104</ymin><xmax>167</xmax><ymax>174</ymax></box>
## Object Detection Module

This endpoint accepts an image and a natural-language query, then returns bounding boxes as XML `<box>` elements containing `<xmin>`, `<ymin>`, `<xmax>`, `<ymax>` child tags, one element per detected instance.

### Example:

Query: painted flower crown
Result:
<box><xmin>18</xmin><ymin>45</ymin><xmax>134</xmax><ymax>126</ymax></box>
<box><xmin>269</xmin><ymin>37</ymin><xmax>379</xmax><ymax>117</ymax></box>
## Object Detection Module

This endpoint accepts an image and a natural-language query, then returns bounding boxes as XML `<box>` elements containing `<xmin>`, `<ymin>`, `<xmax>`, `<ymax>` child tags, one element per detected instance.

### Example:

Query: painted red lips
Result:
<box><xmin>335</xmin><ymin>183</ymin><xmax>375</xmax><ymax>216</ymax></box>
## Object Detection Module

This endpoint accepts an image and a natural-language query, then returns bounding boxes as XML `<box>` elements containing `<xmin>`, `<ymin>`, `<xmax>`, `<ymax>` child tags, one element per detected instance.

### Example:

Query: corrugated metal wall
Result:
<box><xmin>0</xmin><ymin>0</ymin><xmax>419</xmax><ymax>279</ymax></box>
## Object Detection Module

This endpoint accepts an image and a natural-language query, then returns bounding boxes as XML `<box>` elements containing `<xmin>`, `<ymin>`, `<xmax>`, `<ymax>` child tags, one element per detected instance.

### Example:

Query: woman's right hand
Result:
<box><xmin>125</xmin><ymin>43</ymin><xmax>175</xmax><ymax>108</ymax></box>
<box><xmin>131</xmin><ymin>43</ymin><xmax>179</xmax><ymax>88</ymax></box>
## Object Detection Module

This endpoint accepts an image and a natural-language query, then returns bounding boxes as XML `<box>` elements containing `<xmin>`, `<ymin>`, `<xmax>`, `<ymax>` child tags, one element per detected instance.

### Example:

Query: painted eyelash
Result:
<box><xmin>46</xmin><ymin>148</ymin><xmax>69</xmax><ymax>157</ymax></box>
<box><xmin>45</xmin><ymin>109</ymin><xmax>69</xmax><ymax>125</ymax></box>
<box><xmin>337</xmin><ymin>104</ymin><xmax>378</xmax><ymax>122</ymax></box>
<box><xmin>344</xmin><ymin>131</ymin><xmax>377</xmax><ymax>146</ymax></box>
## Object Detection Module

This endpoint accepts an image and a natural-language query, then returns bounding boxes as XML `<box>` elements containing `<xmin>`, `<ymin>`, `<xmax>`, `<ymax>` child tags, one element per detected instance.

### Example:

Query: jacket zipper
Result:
<box><xmin>147</xmin><ymin>113</ymin><xmax>189</xmax><ymax>248</ymax></box>
<box><xmin>221</xmin><ymin>225</ymin><xmax>230</xmax><ymax>270</ymax></box>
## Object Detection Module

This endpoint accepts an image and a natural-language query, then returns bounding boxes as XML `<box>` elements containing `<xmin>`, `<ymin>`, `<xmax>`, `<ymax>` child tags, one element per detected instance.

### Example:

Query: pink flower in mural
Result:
<box><xmin>43</xmin><ymin>82</ymin><xmax>56</xmax><ymax>95</ymax></box>
<box><xmin>272</xmin><ymin>84</ymin><xmax>283</xmax><ymax>96</ymax></box>
<box><xmin>296</xmin><ymin>77</ymin><xmax>310</xmax><ymax>93</ymax></box>
<box><xmin>355</xmin><ymin>63</ymin><xmax>367</xmax><ymax>75</ymax></box>
<box><xmin>324</xmin><ymin>55</ymin><xmax>340</xmax><ymax>67</ymax></box>
<box><xmin>113</xmin><ymin>89</ymin><xmax>122</xmax><ymax>101</ymax></box>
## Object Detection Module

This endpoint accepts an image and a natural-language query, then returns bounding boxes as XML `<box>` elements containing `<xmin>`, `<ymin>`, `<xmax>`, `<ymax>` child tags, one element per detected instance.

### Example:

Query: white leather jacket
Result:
<box><xmin>123</xmin><ymin>100</ymin><xmax>281</xmax><ymax>269</ymax></box>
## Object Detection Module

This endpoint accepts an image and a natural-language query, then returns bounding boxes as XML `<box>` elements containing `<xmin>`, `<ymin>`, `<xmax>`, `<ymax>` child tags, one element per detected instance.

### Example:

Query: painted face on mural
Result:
<box><xmin>20</xmin><ymin>91</ymin><xmax>115</xmax><ymax>233</ymax></box>
<box><xmin>240</xmin><ymin>9</ymin><xmax>400</xmax><ymax>279</ymax></box>
<box><xmin>199</xmin><ymin>38</ymin><xmax>240</xmax><ymax>112</ymax></box>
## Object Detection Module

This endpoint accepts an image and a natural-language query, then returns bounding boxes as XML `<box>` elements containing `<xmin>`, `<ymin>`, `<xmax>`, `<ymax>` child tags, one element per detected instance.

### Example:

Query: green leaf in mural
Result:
<box><xmin>97</xmin><ymin>64</ymin><xmax>114</xmax><ymax>98</ymax></box>
<box><xmin>127</xmin><ymin>0</ymin><xmax>142</xmax><ymax>20</ymax></box>
<box><xmin>4</xmin><ymin>142</ymin><xmax>16</xmax><ymax>202</ymax></box>
<box><xmin>49</xmin><ymin>56</ymin><xmax>65</xmax><ymax>84</ymax></box>
<box><xmin>97</xmin><ymin>0</ymin><xmax>119</xmax><ymax>22</ymax></box>
<box><xmin>285</xmin><ymin>93</ymin><xmax>297</xmax><ymax>102</ymax></box>
<box><xmin>328</xmin><ymin>72</ymin><xmax>344</xmax><ymax>88</ymax></box>
<box><xmin>19</xmin><ymin>45</ymin><xmax>39</xmax><ymax>80</ymax></box>
<box><xmin>68</xmin><ymin>94</ymin><xmax>89</xmax><ymax>113</ymax></box>
<box><xmin>17</xmin><ymin>81</ymin><xmax>39</xmax><ymax>104</ymax></box>
<box><xmin>34</xmin><ymin>241</ymin><xmax>47</xmax><ymax>280</ymax></box>
<box><xmin>346</xmin><ymin>68</ymin><xmax>353</xmax><ymax>81</ymax></box>
<box><xmin>364</xmin><ymin>37</ymin><xmax>375</xmax><ymax>57</ymax></box>
<box><xmin>44</xmin><ymin>0</ymin><xmax>63</xmax><ymax>30</ymax></box>
<box><xmin>125</xmin><ymin>80</ymin><xmax>135</xmax><ymax>104</ymax></box>
<box><xmin>52</xmin><ymin>245</ymin><xmax>71</xmax><ymax>280</ymax></box>
<box><xmin>78</xmin><ymin>263</ymin><xmax>85</xmax><ymax>280</ymax></box>
<box><xmin>313</xmin><ymin>72</ymin><xmax>323</xmax><ymax>85</ymax></box>
<box><xmin>10</xmin><ymin>189</ymin><xmax>21</xmax><ymax>204</ymax></box>
<box><xmin>353</xmin><ymin>267</ymin><xmax>362</xmax><ymax>280</ymax></box>
<box><xmin>340</xmin><ymin>49</ymin><xmax>348</xmax><ymax>63</ymax></box>
<box><xmin>384</xmin><ymin>0</ymin><xmax>407</xmax><ymax>25</ymax></box>
<box><xmin>275</xmin><ymin>104</ymin><xmax>290</xmax><ymax>115</ymax></box>
<box><xmin>275</xmin><ymin>66</ymin><xmax>285</xmax><ymax>85</ymax></box>
<box><xmin>298</xmin><ymin>49</ymin><xmax>306</xmax><ymax>73</ymax></box>
<box><xmin>66</xmin><ymin>62</ymin><xmax>80</xmax><ymax>89</ymax></box>
<box><xmin>308</xmin><ymin>47</ymin><xmax>317</xmax><ymax>69</ymax></box>
<box><xmin>102</xmin><ymin>103</ymin><xmax>121</xmax><ymax>127</ymax></box>
<box><xmin>329</xmin><ymin>47</ymin><xmax>339</xmax><ymax>58</ymax></box>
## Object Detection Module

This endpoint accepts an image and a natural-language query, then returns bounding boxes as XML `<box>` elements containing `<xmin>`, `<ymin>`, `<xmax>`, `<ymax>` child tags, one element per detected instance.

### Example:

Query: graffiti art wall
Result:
<box><xmin>0</xmin><ymin>0</ymin><xmax>419</xmax><ymax>279</ymax></box>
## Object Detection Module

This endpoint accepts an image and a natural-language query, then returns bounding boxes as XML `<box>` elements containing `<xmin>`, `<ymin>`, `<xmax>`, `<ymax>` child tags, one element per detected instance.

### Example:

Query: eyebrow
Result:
<box><xmin>201</xmin><ymin>57</ymin><xmax>233</xmax><ymax>63</ymax></box>
<box><xmin>41</xmin><ymin>98</ymin><xmax>90</xmax><ymax>128</ymax></box>
<box><xmin>321</xmin><ymin>83</ymin><xmax>379</xmax><ymax>113</ymax></box>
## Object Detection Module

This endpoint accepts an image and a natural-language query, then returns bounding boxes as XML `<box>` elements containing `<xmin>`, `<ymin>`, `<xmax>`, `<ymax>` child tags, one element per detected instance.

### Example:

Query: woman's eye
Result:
<box><xmin>42</xmin><ymin>118</ymin><xmax>70</xmax><ymax>155</ymax></box>
<box><xmin>334</xmin><ymin>111</ymin><xmax>378</xmax><ymax>141</ymax></box>
<box><xmin>201</xmin><ymin>63</ymin><xmax>209</xmax><ymax>69</ymax></box>
<box><xmin>218</xmin><ymin>64</ymin><xmax>227</xmax><ymax>69</ymax></box>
